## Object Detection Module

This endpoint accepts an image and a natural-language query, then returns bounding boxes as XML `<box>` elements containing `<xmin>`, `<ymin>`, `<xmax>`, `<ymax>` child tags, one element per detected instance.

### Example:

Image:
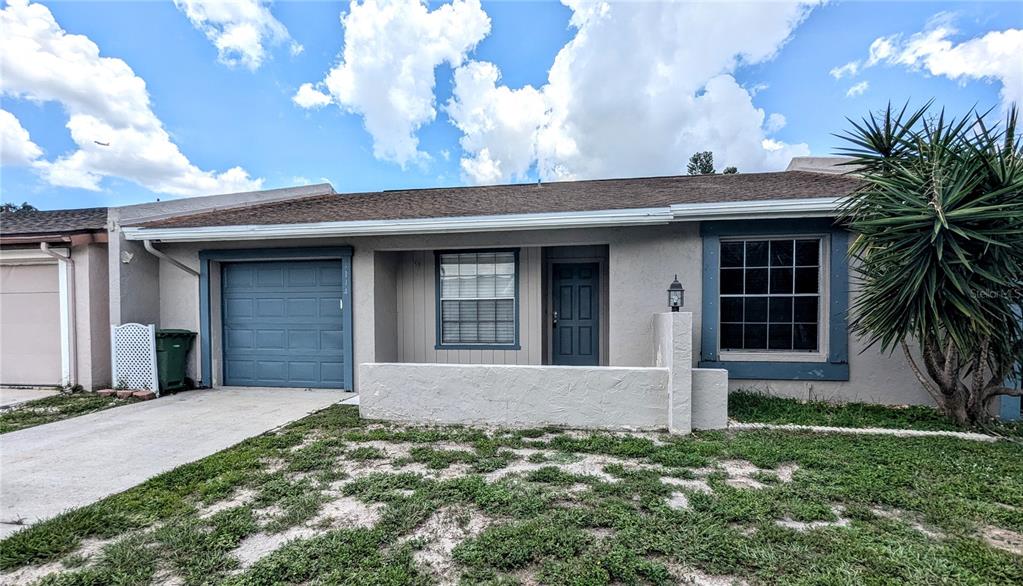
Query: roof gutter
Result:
<box><xmin>121</xmin><ymin>207</ymin><xmax>675</xmax><ymax>242</ymax></box>
<box><xmin>120</xmin><ymin>197</ymin><xmax>846</xmax><ymax>243</ymax></box>
<box><xmin>669</xmin><ymin>197</ymin><xmax>845</xmax><ymax>220</ymax></box>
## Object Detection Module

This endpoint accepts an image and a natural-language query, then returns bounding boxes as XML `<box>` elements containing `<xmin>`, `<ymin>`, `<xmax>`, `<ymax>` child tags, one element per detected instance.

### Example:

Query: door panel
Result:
<box><xmin>552</xmin><ymin>263</ymin><xmax>599</xmax><ymax>366</ymax></box>
<box><xmin>221</xmin><ymin>259</ymin><xmax>351</xmax><ymax>389</ymax></box>
<box><xmin>0</xmin><ymin>263</ymin><xmax>62</xmax><ymax>385</ymax></box>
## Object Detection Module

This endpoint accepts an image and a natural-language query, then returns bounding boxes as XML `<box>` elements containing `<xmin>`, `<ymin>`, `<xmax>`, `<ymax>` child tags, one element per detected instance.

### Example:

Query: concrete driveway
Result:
<box><xmin>0</xmin><ymin>387</ymin><xmax>348</xmax><ymax>539</ymax></box>
<box><xmin>0</xmin><ymin>388</ymin><xmax>60</xmax><ymax>409</ymax></box>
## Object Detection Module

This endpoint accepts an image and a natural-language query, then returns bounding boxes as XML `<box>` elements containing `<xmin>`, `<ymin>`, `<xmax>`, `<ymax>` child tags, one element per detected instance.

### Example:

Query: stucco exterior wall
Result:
<box><xmin>73</xmin><ymin>243</ymin><xmax>111</xmax><ymax>389</ymax></box>
<box><xmin>0</xmin><ymin>243</ymin><xmax>110</xmax><ymax>389</ymax></box>
<box><xmin>140</xmin><ymin>221</ymin><xmax>929</xmax><ymax>406</ymax></box>
<box><xmin>156</xmin><ymin>249</ymin><xmax>201</xmax><ymax>381</ymax></box>
<box><xmin>654</xmin><ymin>312</ymin><xmax>693</xmax><ymax>433</ymax></box>
<box><xmin>692</xmin><ymin>368</ymin><xmax>729</xmax><ymax>429</ymax></box>
<box><xmin>359</xmin><ymin>362</ymin><xmax>669</xmax><ymax>429</ymax></box>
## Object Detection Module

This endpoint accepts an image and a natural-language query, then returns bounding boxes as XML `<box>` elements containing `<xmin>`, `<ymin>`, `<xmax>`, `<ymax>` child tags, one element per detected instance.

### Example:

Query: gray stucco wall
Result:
<box><xmin>359</xmin><ymin>362</ymin><xmax>669</xmax><ymax>429</ymax></box>
<box><xmin>138</xmin><ymin>221</ymin><xmax>929</xmax><ymax>405</ymax></box>
<box><xmin>74</xmin><ymin>243</ymin><xmax>110</xmax><ymax>389</ymax></box>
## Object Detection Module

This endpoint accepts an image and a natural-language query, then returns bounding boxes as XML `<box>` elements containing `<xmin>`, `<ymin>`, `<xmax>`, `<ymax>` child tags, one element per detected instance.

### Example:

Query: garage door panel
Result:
<box><xmin>255</xmin><ymin>298</ymin><xmax>285</xmax><ymax>317</ymax></box>
<box><xmin>286</xmin><ymin>297</ymin><xmax>318</xmax><ymax>317</ymax></box>
<box><xmin>320</xmin><ymin>362</ymin><xmax>344</xmax><ymax>384</ymax></box>
<box><xmin>320</xmin><ymin>330</ymin><xmax>343</xmax><ymax>351</ymax></box>
<box><xmin>1</xmin><ymin>264</ymin><xmax>62</xmax><ymax>386</ymax></box>
<box><xmin>255</xmin><ymin>361</ymin><xmax>287</xmax><ymax>381</ymax></box>
<box><xmin>221</xmin><ymin>259</ymin><xmax>350</xmax><ymax>389</ymax></box>
<box><xmin>256</xmin><ymin>267</ymin><xmax>284</xmax><ymax>287</ymax></box>
<box><xmin>223</xmin><ymin>297</ymin><xmax>253</xmax><ymax>318</ymax></box>
<box><xmin>225</xmin><ymin>328</ymin><xmax>254</xmax><ymax>349</ymax></box>
<box><xmin>319</xmin><ymin>297</ymin><xmax>342</xmax><ymax>318</ymax></box>
<box><xmin>319</xmin><ymin>265</ymin><xmax>343</xmax><ymax>286</ymax></box>
<box><xmin>225</xmin><ymin>359</ymin><xmax>255</xmax><ymax>380</ymax></box>
<box><xmin>224</xmin><ymin>265</ymin><xmax>254</xmax><ymax>288</ymax></box>
<box><xmin>288</xmin><ymin>329</ymin><xmax>318</xmax><ymax>351</ymax></box>
<box><xmin>254</xmin><ymin>329</ymin><xmax>286</xmax><ymax>349</ymax></box>
<box><xmin>287</xmin><ymin>266</ymin><xmax>318</xmax><ymax>286</ymax></box>
<box><xmin>288</xmin><ymin>361</ymin><xmax>318</xmax><ymax>382</ymax></box>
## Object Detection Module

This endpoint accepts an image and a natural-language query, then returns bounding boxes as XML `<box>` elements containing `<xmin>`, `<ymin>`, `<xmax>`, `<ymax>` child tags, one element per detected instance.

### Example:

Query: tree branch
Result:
<box><xmin>902</xmin><ymin>340</ymin><xmax>945</xmax><ymax>406</ymax></box>
<box><xmin>982</xmin><ymin>385</ymin><xmax>1023</xmax><ymax>408</ymax></box>
<box><xmin>971</xmin><ymin>337</ymin><xmax>990</xmax><ymax>397</ymax></box>
<box><xmin>943</xmin><ymin>336</ymin><xmax>956</xmax><ymax>387</ymax></box>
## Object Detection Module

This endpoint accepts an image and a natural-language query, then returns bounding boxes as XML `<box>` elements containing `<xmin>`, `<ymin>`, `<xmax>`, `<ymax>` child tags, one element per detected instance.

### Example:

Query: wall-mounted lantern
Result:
<box><xmin>668</xmin><ymin>275</ymin><xmax>684</xmax><ymax>312</ymax></box>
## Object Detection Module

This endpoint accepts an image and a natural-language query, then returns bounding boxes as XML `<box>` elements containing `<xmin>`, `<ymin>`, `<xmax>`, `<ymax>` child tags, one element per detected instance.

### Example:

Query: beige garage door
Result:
<box><xmin>0</xmin><ymin>263</ymin><xmax>62</xmax><ymax>386</ymax></box>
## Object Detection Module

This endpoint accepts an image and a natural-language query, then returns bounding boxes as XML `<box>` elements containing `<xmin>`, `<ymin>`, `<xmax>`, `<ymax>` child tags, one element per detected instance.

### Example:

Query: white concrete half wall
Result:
<box><xmin>359</xmin><ymin>363</ymin><xmax>669</xmax><ymax>429</ymax></box>
<box><xmin>359</xmin><ymin>312</ymin><xmax>728</xmax><ymax>432</ymax></box>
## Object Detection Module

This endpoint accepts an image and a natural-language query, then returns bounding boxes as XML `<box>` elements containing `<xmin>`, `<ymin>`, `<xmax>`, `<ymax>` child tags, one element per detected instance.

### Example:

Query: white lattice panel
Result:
<box><xmin>111</xmin><ymin>323</ymin><xmax>159</xmax><ymax>394</ymax></box>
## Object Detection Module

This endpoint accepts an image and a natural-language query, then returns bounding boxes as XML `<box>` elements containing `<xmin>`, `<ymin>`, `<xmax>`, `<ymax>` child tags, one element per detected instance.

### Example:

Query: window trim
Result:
<box><xmin>434</xmin><ymin>248</ymin><xmax>521</xmax><ymax>350</ymax></box>
<box><xmin>716</xmin><ymin>234</ymin><xmax>830</xmax><ymax>363</ymax></box>
<box><xmin>699</xmin><ymin>219</ymin><xmax>849</xmax><ymax>381</ymax></box>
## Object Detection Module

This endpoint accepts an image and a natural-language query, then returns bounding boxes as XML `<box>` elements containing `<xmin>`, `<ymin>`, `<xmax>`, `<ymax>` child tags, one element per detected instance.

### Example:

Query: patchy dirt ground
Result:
<box><xmin>1</xmin><ymin>405</ymin><xmax>1020</xmax><ymax>585</ymax></box>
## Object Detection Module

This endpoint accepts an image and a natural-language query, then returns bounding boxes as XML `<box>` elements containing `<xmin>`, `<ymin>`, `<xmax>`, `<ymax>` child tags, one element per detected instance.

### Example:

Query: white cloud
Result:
<box><xmin>0</xmin><ymin>109</ymin><xmax>44</xmax><ymax>166</ymax></box>
<box><xmin>835</xmin><ymin>17</ymin><xmax>1022</xmax><ymax>109</ymax></box>
<box><xmin>174</xmin><ymin>0</ymin><xmax>300</xmax><ymax>70</ymax></box>
<box><xmin>846</xmin><ymin>81</ymin><xmax>869</xmax><ymax>97</ymax></box>
<box><xmin>448</xmin><ymin>0</ymin><xmax>815</xmax><ymax>184</ymax></box>
<box><xmin>447</xmin><ymin>60</ymin><xmax>547</xmax><ymax>183</ymax></box>
<box><xmin>866</xmin><ymin>36</ymin><xmax>895</xmax><ymax>66</ymax></box>
<box><xmin>894</xmin><ymin>27</ymin><xmax>1022</xmax><ymax>107</ymax></box>
<box><xmin>0</xmin><ymin>0</ymin><xmax>262</xmax><ymax>196</ymax></box>
<box><xmin>765</xmin><ymin>113</ymin><xmax>787</xmax><ymax>133</ymax></box>
<box><xmin>293</xmin><ymin>83</ymin><xmax>331</xmax><ymax>109</ymax></box>
<box><xmin>830</xmin><ymin>61</ymin><xmax>859</xmax><ymax>79</ymax></box>
<box><xmin>295</xmin><ymin>0</ymin><xmax>491</xmax><ymax>167</ymax></box>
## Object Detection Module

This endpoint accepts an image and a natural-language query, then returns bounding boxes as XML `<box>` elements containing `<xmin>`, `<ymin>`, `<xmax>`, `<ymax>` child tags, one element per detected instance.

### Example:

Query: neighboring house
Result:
<box><xmin>112</xmin><ymin>159</ymin><xmax>934</xmax><ymax>407</ymax></box>
<box><xmin>0</xmin><ymin>207</ymin><xmax>110</xmax><ymax>389</ymax></box>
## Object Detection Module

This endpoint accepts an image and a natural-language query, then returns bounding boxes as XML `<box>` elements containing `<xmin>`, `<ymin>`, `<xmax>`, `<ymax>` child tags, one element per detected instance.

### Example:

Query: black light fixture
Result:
<box><xmin>668</xmin><ymin>274</ymin><xmax>684</xmax><ymax>312</ymax></box>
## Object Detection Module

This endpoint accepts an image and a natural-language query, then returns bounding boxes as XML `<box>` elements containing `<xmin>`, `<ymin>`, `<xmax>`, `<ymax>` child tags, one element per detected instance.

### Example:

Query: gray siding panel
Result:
<box><xmin>394</xmin><ymin>247</ymin><xmax>542</xmax><ymax>365</ymax></box>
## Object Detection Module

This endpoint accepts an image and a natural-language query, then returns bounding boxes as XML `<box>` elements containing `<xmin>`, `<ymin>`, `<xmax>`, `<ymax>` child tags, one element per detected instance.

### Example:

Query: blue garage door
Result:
<box><xmin>221</xmin><ymin>259</ymin><xmax>352</xmax><ymax>389</ymax></box>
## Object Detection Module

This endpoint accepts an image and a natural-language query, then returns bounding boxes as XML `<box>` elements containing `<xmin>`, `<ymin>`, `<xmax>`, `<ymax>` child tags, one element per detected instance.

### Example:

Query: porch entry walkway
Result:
<box><xmin>0</xmin><ymin>387</ymin><xmax>346</xmax><ymax>538</ymax></box>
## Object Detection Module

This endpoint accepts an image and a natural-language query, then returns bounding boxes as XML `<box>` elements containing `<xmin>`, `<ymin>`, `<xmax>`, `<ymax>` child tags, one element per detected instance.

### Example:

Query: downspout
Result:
<box><xmin>141</xmin><ymin>240</ymin><xmax>203</xmax><ymax>386</ymax></box>
<box><xmin>143</xmin><ymin>240</ymin><xmax>199</xmax><ymax>277</ymax></box>
<box><xmin>40</xmin><ymin>242</ymin><xmax>77</xmax><ymax>387</ymax></box>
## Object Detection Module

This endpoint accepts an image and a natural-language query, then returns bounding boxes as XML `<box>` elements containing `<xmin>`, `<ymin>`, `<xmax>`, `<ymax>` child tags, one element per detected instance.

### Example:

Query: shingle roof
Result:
<box><xmin>0</xmin><ymin>207</ymin><xmax>108</xmax><ymax>235</ymax></box>
<box><xmin>136</xmin><ymin>171</ymin><xmax>862</xmax><ymax>229</ymax></box>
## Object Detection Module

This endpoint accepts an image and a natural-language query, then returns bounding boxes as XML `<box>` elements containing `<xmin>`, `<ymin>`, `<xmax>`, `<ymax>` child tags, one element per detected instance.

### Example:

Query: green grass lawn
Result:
<box><xmin>1</xmin><ymin>405</ymin><xmax>1020</xmax><ymax>585</ymax></box>
<box><xmin>729</xmin><ymin>389</ymin><xmax>1023</xmax><ymax>437</ymax></box>
<box><xmin>0</xmin><ymin>392</ymin><xmax>139</xmax><ymax>434</ymax></box>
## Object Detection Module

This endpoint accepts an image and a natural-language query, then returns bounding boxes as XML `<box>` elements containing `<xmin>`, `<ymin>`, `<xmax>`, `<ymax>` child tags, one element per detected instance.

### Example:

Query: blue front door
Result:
<box><xmin>221</xmin><ymin>259</ymin><xmax>352</xmax><ymax>389</ymax></box>
<box><xmin>552</xmin><ymin>263</ymin><xmax>599</xmax><ymax>366</ymax></box>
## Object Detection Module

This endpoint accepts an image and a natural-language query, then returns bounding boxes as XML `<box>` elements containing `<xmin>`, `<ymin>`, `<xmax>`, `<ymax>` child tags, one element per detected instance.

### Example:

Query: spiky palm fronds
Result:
<box><xmin>837</xmin><ymin>102</ymin><xmax>1023</xmax><ymax>423</ymax></box>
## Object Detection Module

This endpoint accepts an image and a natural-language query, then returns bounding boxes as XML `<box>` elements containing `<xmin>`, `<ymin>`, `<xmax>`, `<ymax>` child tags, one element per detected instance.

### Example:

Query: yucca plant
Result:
<box><xmin>837</xmin><ymin>102</ymin><xmax>1023</xmax><ymax>425</ymax></box>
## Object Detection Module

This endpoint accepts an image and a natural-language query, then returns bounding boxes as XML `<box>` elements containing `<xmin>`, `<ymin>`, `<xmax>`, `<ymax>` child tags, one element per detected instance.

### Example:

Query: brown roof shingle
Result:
<box><xmin>0</xmin><ymin>207</ymin><xmax>108</xmax><ymax>236</ymax></box>
<box><xmin>136</xmin><ymin>171</ymin><xmax>861</xmax><ymax>229</ymax></box>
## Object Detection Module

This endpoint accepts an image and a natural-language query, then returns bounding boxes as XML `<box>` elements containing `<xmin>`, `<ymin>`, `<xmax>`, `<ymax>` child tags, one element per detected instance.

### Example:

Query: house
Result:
<box><xmin>109</xmin><ymin>159</ymin><xmax>937</xmax><ymax>416</ymax></box>
<box><xmin>0</xmin><ymin>207</ymin><xmax>110</xmax><ymax>389</ymax></box>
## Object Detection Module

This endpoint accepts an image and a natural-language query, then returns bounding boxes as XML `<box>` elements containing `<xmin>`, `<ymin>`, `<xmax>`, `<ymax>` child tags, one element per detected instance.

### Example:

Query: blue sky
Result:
<box><xmin>1</xmin><ymin>0</ymin><xmax>1020</xmax><ymax>210</ymax></box>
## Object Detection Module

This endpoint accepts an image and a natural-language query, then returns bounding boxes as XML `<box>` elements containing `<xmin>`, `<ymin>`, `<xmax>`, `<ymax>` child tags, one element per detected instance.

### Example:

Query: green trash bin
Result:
<box><xmin>156</xmin><ymin>329</ymin><xmax>196</xmax><ymax>393</ymax></box>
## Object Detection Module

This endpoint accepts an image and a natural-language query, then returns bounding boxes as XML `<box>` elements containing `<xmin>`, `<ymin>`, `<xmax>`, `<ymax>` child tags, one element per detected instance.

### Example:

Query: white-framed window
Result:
<box><xmin>437</xmin><ymin>250</ymin><xmax>518</xmax><ymax>347</ymax></box>
<box><xmin>718</xmin><ymin>236</ymin><xmax>827</xmax><ymax>360</ymax></box>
